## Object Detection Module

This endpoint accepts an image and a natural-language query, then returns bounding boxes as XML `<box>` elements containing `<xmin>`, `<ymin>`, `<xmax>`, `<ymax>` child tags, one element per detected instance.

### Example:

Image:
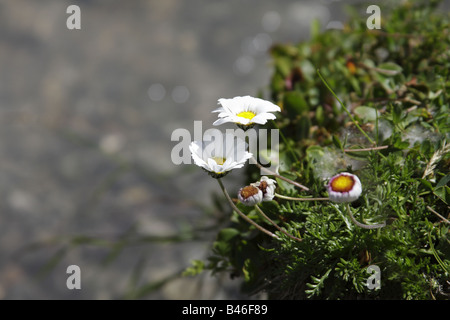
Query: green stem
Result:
<box><xmin>345</xmin><ymin>203</ymin><xmax>386</xmax><ymax>230</ymax></box>
<box><xmin>427</xmin><ymin>206</ymin><xmax>450</xmax><ymax>225</ymax></box>
<box><xmin>275</xmin><ymin>193</ymin><xmax>328</xmax><ymax>201</ymax></box>
<box><xmin>428</xmin><ymin>229</ymin><xmax>449</xmax><ymax>274</ymax></box>
<box><xmin>344</xmin><ymin>145</ymin><xmax>388</xmax><ymax>153</ymax></box>
<box><xmin>255</xmin><ymin>205</ymin><xmax>302</xmax><ymax>242</ymax></box>
<box><xmin>317</xmin><ymin>69</ymin><xmax>375</xmax><ymax>145</ymax></box>
<box><xmin>217</xmin><ymin>178</ymin><xmax>280</xmax><ymax>239</ymax></box>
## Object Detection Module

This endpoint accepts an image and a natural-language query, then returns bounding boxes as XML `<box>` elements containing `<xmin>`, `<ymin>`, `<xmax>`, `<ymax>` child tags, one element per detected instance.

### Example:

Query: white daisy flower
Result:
<box><xmin>252</xmin><ymin>176</ymin><xmax>277</xmax><ymax>201</ymax></box>
<box><xmin>327</xmin><ymin>172</ymin><xmax>362</xmax><ymax>203</ymax></box>
<box><xmin>238</xmin><ymin>185</ymin><xmax>263</xmax><ymax>207</ymax></box>
<box><xmin>212</xmin><ymin>95</ymin><xmax>281</xmax><ymax>129</ymax></box>
<box><xmin>189</xmin><ymin>132</ymin><xmax>252</xmax><ymax>178</ymax></box>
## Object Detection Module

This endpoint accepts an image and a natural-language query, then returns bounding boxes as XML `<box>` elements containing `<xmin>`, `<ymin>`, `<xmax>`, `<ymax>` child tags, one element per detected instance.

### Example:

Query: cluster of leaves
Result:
<box><xmin>186</xmin><ymin>0</ymin><xmax>449</xmax><ymax>299</ymax></box>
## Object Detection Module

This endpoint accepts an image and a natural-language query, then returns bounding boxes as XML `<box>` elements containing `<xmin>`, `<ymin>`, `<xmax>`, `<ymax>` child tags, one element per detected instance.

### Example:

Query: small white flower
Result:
<box><xmin>252</xmin><ymin>176</ymin><xmax>277</xmax><ymax>201</ymax></box>
<box><xmin>327</xmin><ymin>172</ymin><xmax>362</xmax><ymax>203</ymax></box>
<box><xmin>238</xmin><ymin>185</ymin><xmax>263</xmax><ymax>206</ymax></box>
<box><xmin>189</xmin><ymin>132</ymin><xmax>252</xmax><ymax>178</ymax></box>
<box><xmin>212</xmin><ymin>95</ymin><xmax>281</xmax><ymax>129</ymax></box>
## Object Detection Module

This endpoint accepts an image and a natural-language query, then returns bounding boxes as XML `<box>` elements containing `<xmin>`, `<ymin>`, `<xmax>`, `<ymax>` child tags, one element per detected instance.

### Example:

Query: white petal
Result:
<box><xmin>217</xmin><ymin>98</ymin><xmax>239</xmax><ymax>114</ymax></box>
<box><xmin>258</xmin><ymin>102</ymin><xmax>281</xmax><ymax>113</ymax></box>
<box><xmin>250</xmin><ymin>113</ymin><xmax>276</xmax><ymax>124</ymax></box>
<box><xmin>189</xmin><ymin>142</ymin><xmax>205</xmax><ymax>164</ymax></box>
<box><xmin>244</xmin><ymin>96</ymin><xmax>280</xmax><ymax>112</ymax></box>
<box><xmin>213</xmin><ymin>117</ymin><xmax>232</xmax><ymax>126</ymax></box>
<box><xmin>191</xmin><ymin>153</ymin><xmax>209</xmax><ymax>170</ymax></box>
<box><xmin>212</xmin><ymin>106</ymin><xmax>225</xmax><ymax>113</ymax></box>
<box><xmin>222</xmin><ymin>156</ymin><xmax>235</xmax><ymax>169</ymax></box>
<box><xmin>207</xmin><ymin>158</ymin><xmax>220</xmax><ymax>173</ymax></box>
<box><xmin>216</xmin><ymin>112</ymin><xmax>232</xmax><ymax>118</ymax></box>
<box><xmin>235</xmin><ymin>117</ymin><xmax>252</xmax><ymax>125</ymax></box>
<box><xmin>226</xmin><ymin>161</ymin><xmax>244</xmax><ymax>171</ymax></box>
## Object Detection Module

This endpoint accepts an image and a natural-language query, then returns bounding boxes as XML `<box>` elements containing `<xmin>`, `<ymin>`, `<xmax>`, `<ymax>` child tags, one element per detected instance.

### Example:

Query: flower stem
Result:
<box><xmin>428</xmin><ymin>228</ymin><xmax>449</xmax><ymax>274</ymax></box>
<box><xmin>217</xmin><ymin>178</ymin><xmax>280</xmax><ymax>239</ymax></box>
<box><xmin>275</xmin><ymin>193</ymin><xmax>329</xmax><ymax>201</ymax></box>
<box><xmin>346</xmin><ymin>203</ymin><xmax>386</xmax><ymax>230</ymax></box>
<box><xmin>344</xmin><ymin>145</ymin><xmax>388</xmax><ymax>152</ymax></box>
<box><xmin>255</xmin><ymin>205</ymin><xmax>302</xmax><ymax>242</ymax></box>
<box><xmin>251</xmin><ymin>156</ymin><xmax>309</xmax><ymax>191</ymax></box>
<box><xmin>317</xmin><ymin>69</ymin><xmax>375</xmax><ymax>145</ymax></box>
<box><xmin>427</xmin><ymin>206</ymin><xmax>450</xmax><ymax>225</ymax></box>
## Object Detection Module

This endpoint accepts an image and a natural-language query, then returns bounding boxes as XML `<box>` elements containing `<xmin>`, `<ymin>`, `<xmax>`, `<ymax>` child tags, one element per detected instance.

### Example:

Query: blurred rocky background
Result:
<box><xmin>1</xmin><ymin>0</ymin><xmax>446</xmax><ymax>299</ymax></box>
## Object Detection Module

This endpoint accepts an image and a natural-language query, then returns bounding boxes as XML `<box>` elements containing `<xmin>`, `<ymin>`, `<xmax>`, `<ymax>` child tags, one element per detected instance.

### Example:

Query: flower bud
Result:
<box><xmin>252</xmin><ymin>176</ymin><xmax>277</xmax><ymax>201</ymax></box>
<box><xmin>238</xmin><ymin>185</ymin><xmax>263</xmax><ymax>206</ymax></box>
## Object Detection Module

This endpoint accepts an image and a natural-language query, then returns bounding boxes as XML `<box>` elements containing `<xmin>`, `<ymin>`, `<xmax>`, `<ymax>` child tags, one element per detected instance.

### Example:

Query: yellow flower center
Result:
<box><xmin>237</xmin><ymin>111</ymin><xmax>256</xmax><ymax>120</ymax></box>
<box><xmin>212</xmin><ymin>157</ymin><xmax>226</xmax><ymax>165</ymax></box>
<box><xmin>330</xmin><ymin>175</ymin><xmax>355</xmax><ymax>193</ymax></box>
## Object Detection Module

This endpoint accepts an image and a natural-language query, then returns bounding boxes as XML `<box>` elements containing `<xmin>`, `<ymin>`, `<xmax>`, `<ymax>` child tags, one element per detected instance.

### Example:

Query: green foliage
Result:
<box><xmin>191</xmin><ymin>0</ymin><xmax>450</xmax><ymax>299</ymax></box>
